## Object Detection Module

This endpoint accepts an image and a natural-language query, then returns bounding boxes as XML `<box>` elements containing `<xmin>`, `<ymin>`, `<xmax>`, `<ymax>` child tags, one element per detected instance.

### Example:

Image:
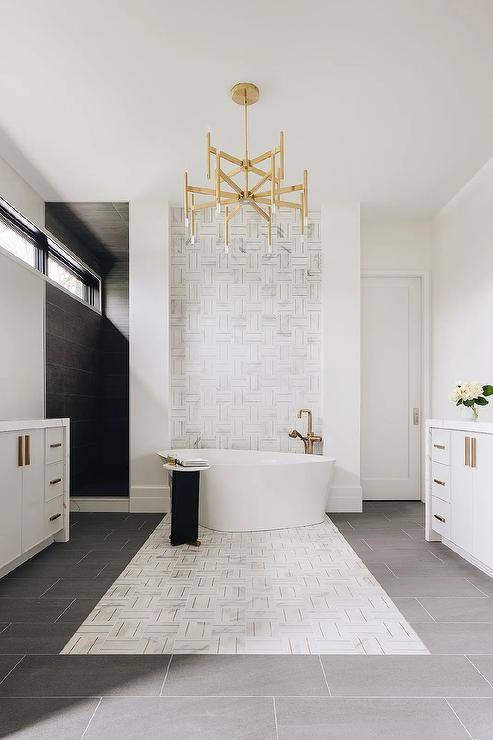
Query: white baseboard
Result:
<box><xmin>326</xmin><ymin>485</ymin><xmax>363</xmax><ymax>513</ymax></box>
<box><xmin>130</xmin><ymin>484</ymin><xmax>170</xmax><ymax>513</ymax></box>
<box><xmin>70</xmin><ymin>497</ymin><xmax>130</xmax><ymax>512</ymax></box>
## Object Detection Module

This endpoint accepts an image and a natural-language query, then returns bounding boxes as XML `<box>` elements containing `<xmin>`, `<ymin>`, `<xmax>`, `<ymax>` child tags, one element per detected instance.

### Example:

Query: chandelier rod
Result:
<box><xmin>244</xmin><ymin>90</ymin><xmax>248</xmax><ymax>197</ymax></box>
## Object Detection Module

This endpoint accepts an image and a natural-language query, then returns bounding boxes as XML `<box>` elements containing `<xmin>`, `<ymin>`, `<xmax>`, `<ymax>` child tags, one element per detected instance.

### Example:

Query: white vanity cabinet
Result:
<box><xmin>0</xmin><ymin>419</ymin><xmax>69</xmax><ymax>578</ymax></box>
<box><xmin>426</xmin><ymin>420</ymin><xmax>493</xmax><ymax>576</ymax></box>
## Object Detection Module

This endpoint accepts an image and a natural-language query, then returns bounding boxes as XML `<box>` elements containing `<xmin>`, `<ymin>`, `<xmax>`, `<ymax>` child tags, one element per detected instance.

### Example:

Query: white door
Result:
<box><xmin>0</xmin><ymin>432</ymin><xmax>23</xmax><ymax>567</ymax></box>
<box><xmin>361</xmin><ymin>276</ymin><xmax>422</xmax><ymax>500</ymax></box>
<box><xmin>21</xmin><ymin>430</ymin><xmax>46</xmax><ymax>551</ymax></box>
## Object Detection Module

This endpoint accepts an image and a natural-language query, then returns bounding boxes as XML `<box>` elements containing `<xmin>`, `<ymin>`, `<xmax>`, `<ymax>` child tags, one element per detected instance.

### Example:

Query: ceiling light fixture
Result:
<box><xmin>183</xmin><ymin>83</ymin><xmax>308</xmax><ymax>253</ymax></box>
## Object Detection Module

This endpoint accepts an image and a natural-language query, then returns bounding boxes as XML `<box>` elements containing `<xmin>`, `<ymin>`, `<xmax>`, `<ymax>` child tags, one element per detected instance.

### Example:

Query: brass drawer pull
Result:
<box><xmin>50</xmin><ymin>477</ymin><xmax>62</xmax><ymax>485</ymax></box>
<box><xmin>18</xmin><ymin>436</ymin><xmax>24</xmax><ymax>467</ymax></box>
<box><xmin>471</xmin><ymin>437</ymin><xmax>477</xmax><ymax>468</ymax></box>
<box><xmin>433</xmin><ymin>479</ymin><xmax>446</xmax><ymax>486</ymax></box>
<box><xmin>433</xmin><ymin>443</ymin><xmax>445</xmax><ymax>450</ymax></box>
<box><xmin>49</xmin><ymin>513</ymin><xmax>62</xmax><ymax>522</ymax></box>
<box><xmin>24</xmin><ymin>435</ymin><xmax>30</xmax><ymax>466</ymax></box>
<box><xmin>50</xmin><ymin>442</ymin><xmax>62</xmax><ymax>448</ymax></box>
<box><xmin>433</xmin><ymin>514</ymin><xmax>446</xmax><ymax>523</ymax></box>
<box><xmin>465</xmin><ymin>436</ymin><xmax>471</xmax><ymax>466</ymax></box>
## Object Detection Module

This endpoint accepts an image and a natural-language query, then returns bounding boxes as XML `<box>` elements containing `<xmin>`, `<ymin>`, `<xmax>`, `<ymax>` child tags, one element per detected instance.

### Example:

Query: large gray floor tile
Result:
<box><xmin>40</xmin><ymin>578</ymin><xmax>116</xmax><ymax>598</ymax></box>
<box><xmin>0</xmin><ymin>623</ymin><xmax>81</xmax><ymax>654</ymax></box>
<box><xmin>276</xmin><ymin>698</ymin><xmax>468</xmax><ymax>740</ymax></box>
<box><xmin>419</xmin><ymin>597</ymin><xmax>493</xmax><ymax>621</ymax></box>
<box><xmin>0</xmin><ymin>579</ymin><xmax>59</xmax><ymax>597</ymax></box>
<box><xmin>0</xmin><ymin>655</ymin><xmax>170</xmax><ymax>697</ymax></box>
<box><xmin>388</xmin><ymin>561</ymin><xmax>483</xmax><ymax>577</ymax></box>
<box><xmin>465</xmin><ymin>575</ymin><xmax>493</xmax><ymax>596</ymax></box>
<box><xmin>84</xmin><ymin>696</ymin><xmax>276</xmax><ymax>739</ymax></box>
<box><xmin>354</xmin><ymin>534</ymin><xmax>428</xmax><ymax>549</ymax></box>
<box><xmin>0</xmin><ymin>598</ymin><xmax>73</xmax><ymax>623</ymax></box>
<box><xmin>163</xmin><ymin>655</ymin><xmax>328</xmax><ymax>696</ymax></box>
<box><xmin>0</xmin><ymin>697</ymin><xmax>99</xmax><ymax>739</ymax></box>
<box><xmin>393</xmin><ymin>597</ymin><xmax>434</xmax><ymax>622</ymax></box>
<box><xmin>5</xmin><ymin>561</ymin><xmax>108</xmax><ymax>579</ymax></box>
<box><xmin>319</xmin><ymin>655</ymin><xmax>493</xmax><ymax>696</ymax></box>
<box><xmin>417</xmin><ymin>622</ymin><xmax>493</xmax><ymax>654</ymax></box>
<box><xmin>275</xmin><ymin>697</ymin><xmax>468</xmax><ymax>739</ymax></box>
<box><xmin>378</xmin><ymin>575</ymin><xmax>486</xmax><ymax>597</ymax></box>
<box><xmin>356</xmin><ymin>548</ymin><xmax>445</xmax><ymax>564</ymax></box>
<box><xmin>467</xmin><ymin>655</ymin><xmax>493</xmax><ymax>684</ymax></box>
<box><xmin>449</xmin><ymin>698</ymin><xmax>493</xmax><ymax>740</ymax></box>
<box><xmin>0</xmin><ymin>655</ymin><xmax>23</xmax><ymax>682</ymax></box>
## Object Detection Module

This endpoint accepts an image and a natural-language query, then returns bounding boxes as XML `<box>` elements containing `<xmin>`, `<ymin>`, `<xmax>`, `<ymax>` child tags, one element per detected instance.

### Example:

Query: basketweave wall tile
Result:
<box><xmin>169</xmin><ymin>205</ymin><xmax>322</xmax><ymax>452</ymax></box>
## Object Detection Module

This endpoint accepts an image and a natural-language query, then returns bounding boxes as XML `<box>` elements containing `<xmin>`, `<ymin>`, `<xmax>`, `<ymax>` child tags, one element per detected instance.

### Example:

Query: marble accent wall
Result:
<box><xmin>169</xmin><ymin>205</ymin><xmax>322</xmax><ymax>451</ymax></box>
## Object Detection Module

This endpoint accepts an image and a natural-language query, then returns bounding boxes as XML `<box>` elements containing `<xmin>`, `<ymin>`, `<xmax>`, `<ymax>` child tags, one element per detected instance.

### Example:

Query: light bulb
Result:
<box><xmin>185</xmin><ymin>217</ymin><xmax>189</xmax><ymax>228</ymax></box>
<box><xmin>300</xmin><ymin>234</ymin><xmax>305</xmax><ymax>244</ymax></box>
<box><xmin>304</xmin><ymin>216</ymin><xmax>308</xmax><ymax>227</ymax></box>
<box><xmin>191</xmin><ymin>234</ymin><xmax>196</xmax><ymax>245</ymax></box>
<box><xmin>225</xmin><ymin>243</ymin><xmax>229</xmax><ymax>254</ymax></box>
<box><xmin>216</xmin><ymin>203</ymin><xmax>221</xmax><ymax>215</ymax></box>
<box><xmin>268</xmin><ymin>243</ymin><xmax>273</xmax><ymax>254</ymax></box>
<box><xmin>272</xmin><ymin>203</ymin><xmax>276</xmax><ymax>214</ymax></box>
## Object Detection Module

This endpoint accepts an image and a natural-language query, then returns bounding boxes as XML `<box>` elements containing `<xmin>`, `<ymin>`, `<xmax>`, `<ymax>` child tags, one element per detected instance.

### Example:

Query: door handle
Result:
<box><xmin>433</xmin><ymin>513</ymin><xmax>446</xmax><ymax>523</ymax></box>
<box><xmin>471</xmin><ymin>437</ymin><xmax>477</xmax><ymax>468</ymax></box>
<box><xmin>433</xmin><ymin>443</ymin><xmax>445</xmax><ymax>450</ymax></box>
<box><xmin>49</xmin><ymin>513</ymin><xmax>62</xmax><ymax>522</ymax></box>
<box><xmin>412</xmin><ymin>408</ymin><xmax>420</xmax><ymax>425</ymax></box>
<box><xmin>24</xmin><ymin>435</ymin><xmax>30</xmax><ymax>466</ymax></box>
<box><xmin>17</xmin><ymin>436</ymin><xmax>24</xmax><ymax>467</ymax></box>
<box><xmin>50</xmin><ymin>442</ymin><xmax>62</xmax><ymax>449</ymax></box>
<box><xmin>465</xmin><ymin>436</ymin><xmax>471</xmax><ymax>466</ymax></box>
<box><xmin>49</xmin><ymin>477</ymin><xmax>62</xmax><ymax>485</ymax></box>
<box><xmin>433</xmin><ymin>479</ymin><xmax>446</xmax><ymax>486</ymax></box>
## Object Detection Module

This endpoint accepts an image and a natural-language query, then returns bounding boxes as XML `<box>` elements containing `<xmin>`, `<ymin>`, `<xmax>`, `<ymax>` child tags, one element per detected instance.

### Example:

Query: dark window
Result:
<box><xmin>0</xmin><ymin>197</ymin><xmax>101</xmax><ymax>309</ymax></box>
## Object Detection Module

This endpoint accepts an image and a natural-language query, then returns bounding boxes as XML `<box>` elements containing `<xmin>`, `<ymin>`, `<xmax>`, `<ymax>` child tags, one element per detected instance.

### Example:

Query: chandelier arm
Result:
<box><xmin>220</xmin><ymin>151</ymin><xmax>243</xmax><ymax>167</ymax></box>
<box><xmin>219</xmin><ymin>169</ymin><xmax>243</xmax><ymax>196</ymax></box>
<box><xmin>248</xmin><ymin>164</ymin><xmax>270</xmax><ymax>178</ymax></box>
<box><xmin>279</xmin><ymin>131</ymin><xmax>285</xmax><ymax>180</ymax></box>
<box><xmin>303</xmin><ymin>170</ymin><xmax>308</xmax><ymax>219</ymax></box>
<box><xmin>183</xmin><ymin>171</ymin><xmax>189</xmax><ymax>224</ymax></box>
<box><xmin>226</xmin><ymin>204</ymin><xmax>242</xmax><ymax>223</ymax></box>
<box><xmin>244</xmin><ymin>91</ymin><xmax>248</xmax><ymax>197</ymax></box>
<box><xmin>250</xmin><ymin>150</ymin><xmax>273</xmax><ymax>166</ymax></box>
<box><xmin>206</xmin><ymin>132</ymin><xmax>211</xmax><ymax>179</ymax></box>
<box><xmin>277</xmin><ymin>200</ymin><xmax>302</xmax><ymax>210</ymax></box>
<box><xmin>271</xmin><ymin>152</ymin><xmax>276</xmax><ymax>207</ymax></box>
<box><xmin>249</xmin><ymin>170</ymin><xmax>273</xmax><ymax>196</ymax></box>
<box><xmin>250</xmin><ymin>200</ymin><xmax>270</xmax><ymax>222</ymax></box>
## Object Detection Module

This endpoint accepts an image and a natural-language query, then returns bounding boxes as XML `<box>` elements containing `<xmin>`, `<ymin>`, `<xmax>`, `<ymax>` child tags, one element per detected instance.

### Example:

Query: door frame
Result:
<box><xmin>360</xmin><ymin>269</ymin><xmax>431</xmax><ymax>502</ymax></box>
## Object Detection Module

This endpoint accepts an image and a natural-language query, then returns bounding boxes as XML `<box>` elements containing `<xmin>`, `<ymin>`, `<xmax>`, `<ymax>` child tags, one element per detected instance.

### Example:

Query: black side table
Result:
<box><xmin>163</xmin><ymin>464</ymin><xmax>210</xmax><ymax>547</ymax></box>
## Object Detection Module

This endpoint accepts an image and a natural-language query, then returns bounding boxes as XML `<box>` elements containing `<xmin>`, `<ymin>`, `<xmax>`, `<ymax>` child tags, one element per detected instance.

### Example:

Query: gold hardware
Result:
<box><xmin>433</xmin><ymin>443</ymin><xmax>445</xmax><ymax>450</ymax></box>
<box><xmin>49</xmin><ymin>513</ymin><xmax>62</xmax><ymax>522</ymax></box>
<box><xmin>50</xmin><ymin>477</ymin><xmax>62</xmax><ymax>485</ymax></box>
<box><xmin>288</xmin><ymin>409</ymin><xmax>323</xmax><ymax>454</ymax></box>
<box><xmin>50</xmin><ymin>442</ymin><xmax>62</xmax><ymax>448</ymax></box>
<box><xmin>24</xmin><ymin>435</ymin><xmax>30</xmax><ymax>466</ymax></box>
<box><xmin>433</xmin><ymin>514</ymin><xmax>446</xmax><ymax>523</ymax></box>
<box><xmin>471</xmin><ymin>437</ymin><xmax>477</xmax><ymax>468</ymax></box>
<box><xmin>17</xmin><ymin>436</ymin><xmax>24</xmax><ymax>467</ymax></box>
<box><xmin>183</xmin><ymin>84</ymin><xmax>308</xmax><ymax>252</ymax></box>
<box><xmin>465</xmin><ymin>436</ymin><xmax>471</xmax><ymax>466</ymax></box>
<box><xmin>433</xmin><ymin>479</ymin><xmax>446</xmax><ymax>486</ymax></box>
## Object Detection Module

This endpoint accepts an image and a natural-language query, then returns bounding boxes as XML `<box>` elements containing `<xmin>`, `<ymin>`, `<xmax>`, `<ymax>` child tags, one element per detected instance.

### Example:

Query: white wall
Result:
<box><xmin>0</xmin><ymin>250</ymin><xmax>45</xmax><ymax>420</ymax></box>
<box><xmin>0</xmin><ymin>155</ymin><xmax>44</xmax><ymax>227</ymax></box>
<box><xmin>361</xmin><ymin>217</ymin><xmax>431</xmax><ymax>271</ymax></box>
<box><xmin>129</xmin><ymin>199</ymin><xmax>171</xmax><ymax>512</ymax></box>
<box><xmin>432</xmin><ymin>157</ymin><xmax>493</xmax><ymax>421</ymax></box>
<box><xmin>322</xmin><ymin>202</ymin><xmax>362</xmax><ymax>512</ymax></box>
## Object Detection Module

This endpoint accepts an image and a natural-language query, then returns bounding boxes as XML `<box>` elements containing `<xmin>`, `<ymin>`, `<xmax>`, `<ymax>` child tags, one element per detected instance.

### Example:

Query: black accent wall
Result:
<box><xmin>45</xmin><ymin>203</ymin><xmax>129</xmax><ymax>497</ymax></box>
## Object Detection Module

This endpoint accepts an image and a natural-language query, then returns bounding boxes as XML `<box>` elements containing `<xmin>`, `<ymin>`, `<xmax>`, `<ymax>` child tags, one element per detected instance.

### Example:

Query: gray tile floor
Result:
<box><xmin>1</xmin><ymin>504</ymin><xmax>493</xmax><ymax>737</ymax></box>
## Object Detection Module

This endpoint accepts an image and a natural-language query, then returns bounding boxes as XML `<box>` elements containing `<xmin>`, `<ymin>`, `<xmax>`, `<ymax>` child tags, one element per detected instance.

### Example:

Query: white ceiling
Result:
<box><xmin>1</xmin><ymin>0</ymin><xmax>493</xmax><ymax>217</ymax></box>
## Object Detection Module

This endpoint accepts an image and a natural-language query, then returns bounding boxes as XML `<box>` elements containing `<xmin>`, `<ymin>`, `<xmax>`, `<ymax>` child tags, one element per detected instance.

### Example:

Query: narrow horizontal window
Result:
<box><xmin>0</xmin><ymin>197</ymin><xmax>101</xmax><ymax>310</ymax></box>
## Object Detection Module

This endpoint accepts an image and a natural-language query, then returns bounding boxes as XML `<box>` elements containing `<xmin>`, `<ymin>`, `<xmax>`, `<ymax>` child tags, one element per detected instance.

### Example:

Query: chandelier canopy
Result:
<box><xmin>183</xmin><ymin>82</ymin><xmax>308</xmax><ymax>253</ymax></box>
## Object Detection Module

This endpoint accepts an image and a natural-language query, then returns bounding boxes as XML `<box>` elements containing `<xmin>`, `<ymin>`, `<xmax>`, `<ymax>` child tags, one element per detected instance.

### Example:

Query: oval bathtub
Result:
<box><xmin>168</xmin><ymin>449</ymin><xmax>335</xmax><ymax>532</ymax></box>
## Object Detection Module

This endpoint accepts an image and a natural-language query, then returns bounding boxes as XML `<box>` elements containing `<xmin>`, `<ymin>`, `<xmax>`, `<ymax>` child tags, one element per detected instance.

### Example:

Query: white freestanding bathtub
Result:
<box><xmin>167</xmin><ymin>449</ymin><xmax>335</xmax><ymax>532</ymax></box>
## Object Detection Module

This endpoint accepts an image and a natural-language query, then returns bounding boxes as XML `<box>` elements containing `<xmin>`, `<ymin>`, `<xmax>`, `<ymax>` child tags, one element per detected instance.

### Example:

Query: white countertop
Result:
<box><xmin>426</xmin><ymin>418</ymin><xmax>493</xmax><ymax>434</ymax></box>
<box><xmin>0</xmin><ymin>418</ymin><xmax>69</xmax><ymax>433</ymax></box>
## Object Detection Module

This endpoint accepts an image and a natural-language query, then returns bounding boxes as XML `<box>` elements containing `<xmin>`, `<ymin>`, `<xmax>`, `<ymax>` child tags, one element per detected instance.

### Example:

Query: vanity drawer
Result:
<box><xmin>46</xmin><ymin>428</ymin><xmax>64</xmax><ymax>464</ymax></box>
<box><xmin>431</xmin><ymin>496</ymin><xmax>450</xmax><ymax>538</ymax></box>
<box><xmin>44</xmin><ymin>495</ymin><xmax>64</xmax><ymax>537</ymax></box>
<box><xmin>431</xmin><ymin>462</ymin><xmax>450</xmax><ymax>502</ymax></box>
<box><xmin>431</xmin><ymin>429</ymin><xmax>450</xmax><ymax>465</ymax></box>
<box><xmin>45</xmin><ymin>461</ymin><xmax>64</xmax><ymax>502</ymax></box>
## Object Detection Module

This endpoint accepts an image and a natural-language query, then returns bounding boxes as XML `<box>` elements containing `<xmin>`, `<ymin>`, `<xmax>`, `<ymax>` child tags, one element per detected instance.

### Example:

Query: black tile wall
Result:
<box><xmin>44</xmin><ymin>204</ymin><xmax>129</xmax><ymax>498</ymax></box>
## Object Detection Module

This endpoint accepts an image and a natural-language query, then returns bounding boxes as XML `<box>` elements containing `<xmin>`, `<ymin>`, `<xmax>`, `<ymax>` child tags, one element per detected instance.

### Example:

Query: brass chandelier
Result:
<box><xmin>183</xmin><ymin>82</ymin><xmax>308</xmax><ymax>253</ymax></box>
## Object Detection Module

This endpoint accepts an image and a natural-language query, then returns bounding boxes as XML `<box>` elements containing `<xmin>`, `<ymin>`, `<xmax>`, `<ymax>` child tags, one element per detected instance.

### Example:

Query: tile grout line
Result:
<box><xmin>0</xmin><ymin>655</ymin><xmax>25</xmax><ymax>686</ymax></box>
<box><xmin>444</xmin><ymin>698</ymin><xmax>473</xmax><ymax>739</ymax></box>
<box><xmin>54</xmin><ymin>597</ymin><xmax>77</xmax><ymax>623</ymax></box>
<box><xmin>318</xmin><ymin>655</ymin><xmax>331</xmax><ymax>696</ymax></box>
<box><xmin>80</xmin><ymin>696</ymin><xmax>102</xmax><ymax>739</ymax></box>
<box><xmin>465</xmin><ymin>578</ymin><xmax>490</xmax><ymax>597</ymax></box>
<box><xmin>159</xmin><ymin>654</ymin><xmax>173</xmax><ymax>696</ymax></box>
<box><xmin>272</xmin><ymin>696</ymin><xmax>279</xmax><ymax>740</ymax></box>
<box><xmin>415</xmin><ymin>598</ymin><xmax>438</xmax><ymax>622</ymax></box>
<box><xmin>39</xmin><ymin>579</ymin><xmax>61</xmax><ymax>597</ymax></box>
<box><xmin>464</xmin><ymin>655</ymin><xmax>493</xmax><ymax>690</ymax></box>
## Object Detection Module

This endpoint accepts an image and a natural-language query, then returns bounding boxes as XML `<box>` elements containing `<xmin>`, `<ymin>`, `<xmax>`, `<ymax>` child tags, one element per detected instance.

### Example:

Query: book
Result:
<box><xmin>176</xmin><ymin>458</ymin><xmax>209</xmax><ymax>468</ymax></box>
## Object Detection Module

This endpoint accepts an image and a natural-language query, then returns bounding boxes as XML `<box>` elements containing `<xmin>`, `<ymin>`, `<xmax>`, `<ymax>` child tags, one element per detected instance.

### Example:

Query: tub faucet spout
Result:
<box><xmin>289</xmin><ymin>409</ymin><xmax>323</xmax><ymax>454</ymax></box>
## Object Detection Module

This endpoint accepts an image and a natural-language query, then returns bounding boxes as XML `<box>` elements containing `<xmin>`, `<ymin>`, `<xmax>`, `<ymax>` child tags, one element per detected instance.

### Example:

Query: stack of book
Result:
<box><xmin>175</xmin><ymin>457</ymin><xmax>209</xmax><ymax>468</ymax></box>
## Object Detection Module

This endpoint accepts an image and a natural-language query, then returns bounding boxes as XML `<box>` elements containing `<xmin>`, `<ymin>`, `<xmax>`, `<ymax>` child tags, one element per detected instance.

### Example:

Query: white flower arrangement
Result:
<box><xmin>450</xmin><ymin>382</ymin><xmax>493</xmax><ymax>420</ymax></box>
